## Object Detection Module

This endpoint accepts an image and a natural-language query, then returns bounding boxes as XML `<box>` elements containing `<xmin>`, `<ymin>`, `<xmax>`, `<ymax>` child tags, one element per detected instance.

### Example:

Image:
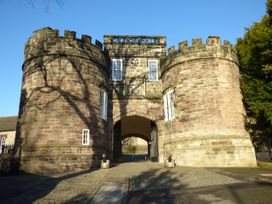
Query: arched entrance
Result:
<box><xmin>113</xmin><ymin>115</ymin><xmax>158</xmax><ymax>162</ymax></box>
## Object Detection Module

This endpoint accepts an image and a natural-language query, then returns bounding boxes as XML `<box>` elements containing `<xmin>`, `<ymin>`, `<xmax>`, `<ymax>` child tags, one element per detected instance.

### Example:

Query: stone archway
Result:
<box><xmin>113</xmin><ymin>110</ymin><xmax>156</xmax><ymax>125</ymax></box>
<box><xmin>113</xmin><ymin>115</ymin><xmax>158</xmax><ymax>162</ymax></box>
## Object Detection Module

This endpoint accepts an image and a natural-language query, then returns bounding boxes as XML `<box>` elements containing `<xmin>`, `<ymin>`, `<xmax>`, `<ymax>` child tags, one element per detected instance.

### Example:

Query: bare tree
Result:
<box><xmin>24</xmin><ymin>0</ymin><xmax>64</xmax><ymax>12</ymax></box>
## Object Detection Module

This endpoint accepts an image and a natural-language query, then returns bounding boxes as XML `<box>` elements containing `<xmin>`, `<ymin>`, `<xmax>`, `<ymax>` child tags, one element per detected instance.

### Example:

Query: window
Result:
<box><xmin>0</xmin><ymin>136</ymin><xmax>6</xmax><ymax>153</ymax></box>
<box><xmin>82</xmin><ymin>129</ymin><xmax>89</xmax><ymax>145</ymax></box>
<box><xmin>100</xmin><ymin>89</ymin><xmax>108</xmax><ymax>120</ymax></box>
<box><xmin>112</xmin><ymin>59</ymin><xmax>123</xmax><ymax>81</ymax></box>
<box><xmin>148</xmin><ymin>60</ymin><xmax>158</xmax><ymax>81</ymax></box>
<box><xmin>163</xmin><ymin>89</ymin><xmax>175</xmax><ymax>121</ymax></box>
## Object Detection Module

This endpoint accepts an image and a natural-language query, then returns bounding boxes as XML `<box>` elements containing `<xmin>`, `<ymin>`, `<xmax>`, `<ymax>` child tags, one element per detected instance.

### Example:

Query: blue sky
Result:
<box><xmin>0</xmin><ymin>0</ymin><xmax>267</xmax><ymax>116</ymax></box>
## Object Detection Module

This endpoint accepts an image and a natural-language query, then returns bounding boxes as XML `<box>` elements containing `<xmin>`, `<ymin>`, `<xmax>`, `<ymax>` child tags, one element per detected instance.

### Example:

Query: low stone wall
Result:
<box><xmin>163</xmin><ymin>135</ymin><xmax>256</xmax><ymax>167</ymax></box>
<box><xmin>20</xmin><ymin>145</ymin><xmax>103</xmax><ymax>174</ymax></box>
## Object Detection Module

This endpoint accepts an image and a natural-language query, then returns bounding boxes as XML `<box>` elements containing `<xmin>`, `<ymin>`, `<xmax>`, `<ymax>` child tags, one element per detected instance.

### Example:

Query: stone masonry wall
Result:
<box><xmin>16</xmin><ymin>29</ymin><xmax>257</xmax><ymax>174</ymax></box>
<box><xmin>17</xmin><ymin>27</ymin><xmax>111</xmax><ymax>174</ymax></box>
<box><xmin>160</xmin><ymin>37</ymin><xmax>256</xmax><ymax>166</ymax></box>
<box><xmin>104</xmin><ymin>35</ymin><xmax>166</xmax><ymax>123</ymax></box>
<box><xmin>104</xmin><ymin>35</ymin><xmax>166</xmax><ymax>161</ymax></box>
<box><xmin>0</xmin><ymin>131</ymin><xmax>16</xmax><ymax>146</ymax></box>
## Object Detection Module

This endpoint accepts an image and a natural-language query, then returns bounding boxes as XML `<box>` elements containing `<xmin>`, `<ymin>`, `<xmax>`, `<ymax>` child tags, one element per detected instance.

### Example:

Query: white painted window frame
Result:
<box><xmin>148</xmin><ymin>59</ymin><xmax>159</xmax><ymax>81</ymax></box>
<box><xmin>100</xmin><ymin>88</ymin><xmax>108</xmax><ymax>120</ymax></box>
<box><xmin>112</xmin><ymin>59</ymin><xmax>123</xmax><ymax>81</ymax></box>
<box><xmin>82</xmin><ymin>129</ymin><xmax>90</xmax><ymax>145</ymax></box>
<box><xmin>163</xmin><ymin>89</ymin><xmax>175</xmax><ymax>121</ymax></box>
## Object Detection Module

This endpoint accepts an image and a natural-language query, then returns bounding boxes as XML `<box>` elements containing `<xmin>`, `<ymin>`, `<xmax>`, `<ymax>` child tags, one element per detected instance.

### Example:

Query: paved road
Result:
<box><xmin>0</xmin><ymin>162</ymin><xmax>271</xmax><ymax>203</ymax></box>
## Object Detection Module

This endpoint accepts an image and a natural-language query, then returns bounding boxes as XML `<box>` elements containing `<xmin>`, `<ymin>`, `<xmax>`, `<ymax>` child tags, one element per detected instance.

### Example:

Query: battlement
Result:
<box><xmin>167</xmin><ymin>36</ymin><xmax>235</xmax><ymax>54</ymax></box>
<box><xmin>161</xmin><ymin>36</ymin><xmax>238</xmax><ymax>74</ymax></box>
<box><xmin>30</xmin><ymin>27</ymin><xmax>103</xmax><ymax>49</ymax></box>
<box><xmin>24</xmin><ymin>27</ymin><xmax>108</xmax><ymax>70</ymax></box>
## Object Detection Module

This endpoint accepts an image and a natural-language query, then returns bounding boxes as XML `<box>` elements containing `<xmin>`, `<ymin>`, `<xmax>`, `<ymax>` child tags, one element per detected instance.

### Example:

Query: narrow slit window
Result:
<box><xmin>112</xmin><ymin>59</ymin><xmax>123</xmax><ymax>81</ymax></box>
<box><xmin>148</xmin><ymin>60</ymin><xmax>158</xmax><ymax>81</ymax></box>
<box><xmin>82</xmin><ymin>129</ymin><xmax>90</xmax><ymax>145</ymax></box>
<box><xmin>163</xmin><ymin>89</ymin><xmax>175</xmax><ymax>121</ymax></box>
<box><xmin>100</xmin><ymin>89</ymin><xmax>108</xmax><ymax>120</ymax></box>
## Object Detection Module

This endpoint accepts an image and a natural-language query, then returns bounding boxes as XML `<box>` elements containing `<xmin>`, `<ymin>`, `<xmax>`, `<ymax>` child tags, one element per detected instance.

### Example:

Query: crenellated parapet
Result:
<box><xmin>24</xmin><ymin>27</ymin><xmax>108</xmax><ymax>74</ymax></box>
<box><xmin>161</xmin><ymin>36</ymin><xmax>238</xmax><ymax>74</ymax></box>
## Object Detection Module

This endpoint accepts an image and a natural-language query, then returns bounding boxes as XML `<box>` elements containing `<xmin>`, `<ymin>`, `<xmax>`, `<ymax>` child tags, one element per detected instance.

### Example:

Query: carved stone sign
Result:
<box><xmin>126</xmin><ymin>79</ymin><xmax>145</xmax><ymax>95</ymax></box>
<box><xmin>111</xmin><ymin>36</ymin><xmax>160</xmax><ymax>44</ymax></box>
<box><xmin>130</xmin><ymin>58</ymin><xmax>139</xmax><ymax>65</ymax></box>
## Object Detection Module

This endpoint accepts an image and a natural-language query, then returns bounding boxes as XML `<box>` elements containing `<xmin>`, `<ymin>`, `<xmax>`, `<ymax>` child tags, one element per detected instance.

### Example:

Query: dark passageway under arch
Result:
<box><xmin>113</xmin><ymin>115</ymin><xmax>158</xmax><ymax>162</ymax></box>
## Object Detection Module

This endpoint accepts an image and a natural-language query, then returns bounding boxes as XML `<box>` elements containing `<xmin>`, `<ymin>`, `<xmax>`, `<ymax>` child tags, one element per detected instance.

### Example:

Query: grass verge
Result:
<box><xmin>257</xmin><ymin>161</ymin><xmax>272</xmax><ymax>168</ymax></box>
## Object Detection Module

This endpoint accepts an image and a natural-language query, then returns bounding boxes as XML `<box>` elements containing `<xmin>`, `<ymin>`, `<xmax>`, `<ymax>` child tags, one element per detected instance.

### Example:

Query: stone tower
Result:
<box><xmin>160</xmin><ymin>37</ymin><xmax>256</xmax><ymax>166</ymax></box>
<box><xmin>17</xmin><ymin>27</ymin><xmax>111</xmax><ymax>174</ymax></box>
<box><xmin>16</xmin><ymin>27</ymin><xmax>256</xmax><ymax>175</ymax></box>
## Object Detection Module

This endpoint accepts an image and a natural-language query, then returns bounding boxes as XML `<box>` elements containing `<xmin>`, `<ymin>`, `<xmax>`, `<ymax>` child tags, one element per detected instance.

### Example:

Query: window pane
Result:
<box><xmin>148</xmin><ymin>60</ymin><xmax>158</xmax><ymax>81</ymax></box>
<box><xmin>100</xmin><ymin>90</ymin><xmax>105</xmax><ymax>118</ymax></box>
<box><xmin>163</xmin><ymin>94</ymin><xmax>169</xmax><ymax>121</ymax></box>
<box><xmin>164</xmin><ymin>90</ymin><xmax>175</xmax><ymax>121</ymax></box>
<box><xmin>82</xmin><ymin>129</ymin><xmax>89</xmax><ymax>145</ymax></box>
<box><xmin>112</xmin><ymin>59</ymin><xmax>122</xmax><ymax>80</ymax></box>
<box><xmin>104</xmin><ymin>91</ymin><xmax>108</xmax><ymax>119</ymax></box>
<box><xmin>100</xmin><ymin>89</ymin><xmax>108</xmax><ymax>120</ymax></box>
<box><xmin>169</xmin><ymin>91</ymin><xmax>175</xmax><ymax>119</ymax></box>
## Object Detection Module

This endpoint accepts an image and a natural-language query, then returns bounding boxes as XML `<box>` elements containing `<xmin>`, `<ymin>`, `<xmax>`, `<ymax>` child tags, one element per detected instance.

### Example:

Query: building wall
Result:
<box><xmin>0</xmin><ymin>131</ymin><xmax>16</xmax><ymax>145</ymax></box>
<box><xmin>160</xmin><ymin>37</ymin><xmax>256</xmax><ymax>166</ymax></box>
<box><xmin>122</xmin><ymin>137</ymin><xmax>148</xmax><ymax>154</ymax></box>
<box><xmin>104</xmin><ymin>36</ymin><xmax>166</xmax><ymax>160</ymax></box>
<box><xmin>16</xmin><ymin>28</ymin><xmax>257</xmax><ymax>175</ymax></box>
<box><xmin>17</xmin><ymin>27</ymin><xmax>111</xmax><ymax>174</ymax></box>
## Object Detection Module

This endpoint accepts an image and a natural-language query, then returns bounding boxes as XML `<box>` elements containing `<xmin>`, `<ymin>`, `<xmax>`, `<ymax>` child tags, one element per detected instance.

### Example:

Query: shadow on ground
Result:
<box><xmin>121</xmin><ymin>154</ymin><xmax>147</xmax><ymax>162</ymax></box>
<box><xmin>1</xmin><ymin>164</ymin><xmax>272</xmax><ymax>204</ymax></box>
<box><xmin>205</xmin><ymin>167</ymin><xmax>272</xmax><ymax>204</ymax></box>
<box><xmin>127</xmin><ymin>165</ymin><xmax>272</xmax><ymax>204</ymax></box>
<box><xmin>127</xmin><ymin>168</ymin><xmax>198</xmax><ymax>204</ymax></box>
<box><xmin>0</xmin><ymin>169</ymin><xmax>97</xmax><ymax>204</ymax></box>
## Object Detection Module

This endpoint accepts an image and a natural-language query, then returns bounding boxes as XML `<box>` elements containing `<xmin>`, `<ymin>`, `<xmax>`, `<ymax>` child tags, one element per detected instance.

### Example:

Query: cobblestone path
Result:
<box><xmin>0</xmin><ymin>162</ymin><xmax>271</xmax><ymax>203</ymax></box>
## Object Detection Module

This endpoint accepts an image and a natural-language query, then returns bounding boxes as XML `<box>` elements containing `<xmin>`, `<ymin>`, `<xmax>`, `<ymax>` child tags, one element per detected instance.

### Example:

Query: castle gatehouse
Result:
<box><xmin>16</xmin><ymin>27</ymin><xmax>256</xmax><ymax>174</ymax></box>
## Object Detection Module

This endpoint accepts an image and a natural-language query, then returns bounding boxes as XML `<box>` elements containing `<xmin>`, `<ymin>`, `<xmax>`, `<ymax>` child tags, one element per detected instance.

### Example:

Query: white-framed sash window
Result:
<box><xmin>163</xmin><ymin>89</ymin><xmax>175</xmax><ymax>121</ymax></box>
<box><xmin>82</xmin><ymin>129</ymin><xmax>90</xmax><ymax>145</ymax></box>
<box><xmin>112</xmin><ymin>59</ymin><xmax>123</xmax><ymax>81</ymax></box>
<box><xmin>100</xmin><ymin>88</ymin><xmax>108</xmax><ymax>120</ymax></box>
<box><xmin>148</xmin><ymin>59</ymin><xmax>158</xmax><ymax>81</ymax></box>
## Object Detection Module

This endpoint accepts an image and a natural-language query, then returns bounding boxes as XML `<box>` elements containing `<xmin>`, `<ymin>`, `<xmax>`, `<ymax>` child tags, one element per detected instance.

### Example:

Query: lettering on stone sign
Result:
<box><xmin>111</xmin><ymin>37</ymin><xmax>160</xmax><ymax>44</ymax></box>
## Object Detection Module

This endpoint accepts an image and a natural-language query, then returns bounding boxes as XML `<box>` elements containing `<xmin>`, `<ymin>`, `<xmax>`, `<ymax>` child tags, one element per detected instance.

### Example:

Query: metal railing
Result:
<box><xmin>256</xmin><ymin>151</ymin><xmax>272</xmax><ymax>162</ymax></box>
<box><xmin>0</xmin><ymin>145</ymin><xmax>18</xmax><ymax>174</ymax></box>
<box><xmin>0</xmin><ymin>145</ymin><xmax>14</xmax><ymax>154</ymax></box>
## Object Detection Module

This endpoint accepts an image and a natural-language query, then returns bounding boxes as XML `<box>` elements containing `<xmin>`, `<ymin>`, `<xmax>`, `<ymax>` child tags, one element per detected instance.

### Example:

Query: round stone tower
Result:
<box><xmin>17</xmin><ymin>27</ymin><xmax>111</xmax><ymax>174</ymax></box>
<box><xmin>161</xmin><ymin>37</ymin><xmax>256</xmax><ymax>167</ymax></box>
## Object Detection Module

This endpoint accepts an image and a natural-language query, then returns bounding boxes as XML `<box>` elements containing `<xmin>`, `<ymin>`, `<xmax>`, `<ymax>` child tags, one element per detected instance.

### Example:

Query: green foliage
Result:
<box><xmin>122</xmin><ymin>137</ymin><xmax>137</xmax><ymax>154</ymax></box>
<box><xmin>236</xmin><ymin>0</ymin><xmax>272</xmax><ymax>150</ymax></box>
<box><xmin>267</xmin><ymin>0</ymin><xmax>272</xmax><ymax>20</ymax></box>
<box><xmin>257</xmin><ymin>161</ymin><xmax>272</xmax><ymax>168</ymax></box>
